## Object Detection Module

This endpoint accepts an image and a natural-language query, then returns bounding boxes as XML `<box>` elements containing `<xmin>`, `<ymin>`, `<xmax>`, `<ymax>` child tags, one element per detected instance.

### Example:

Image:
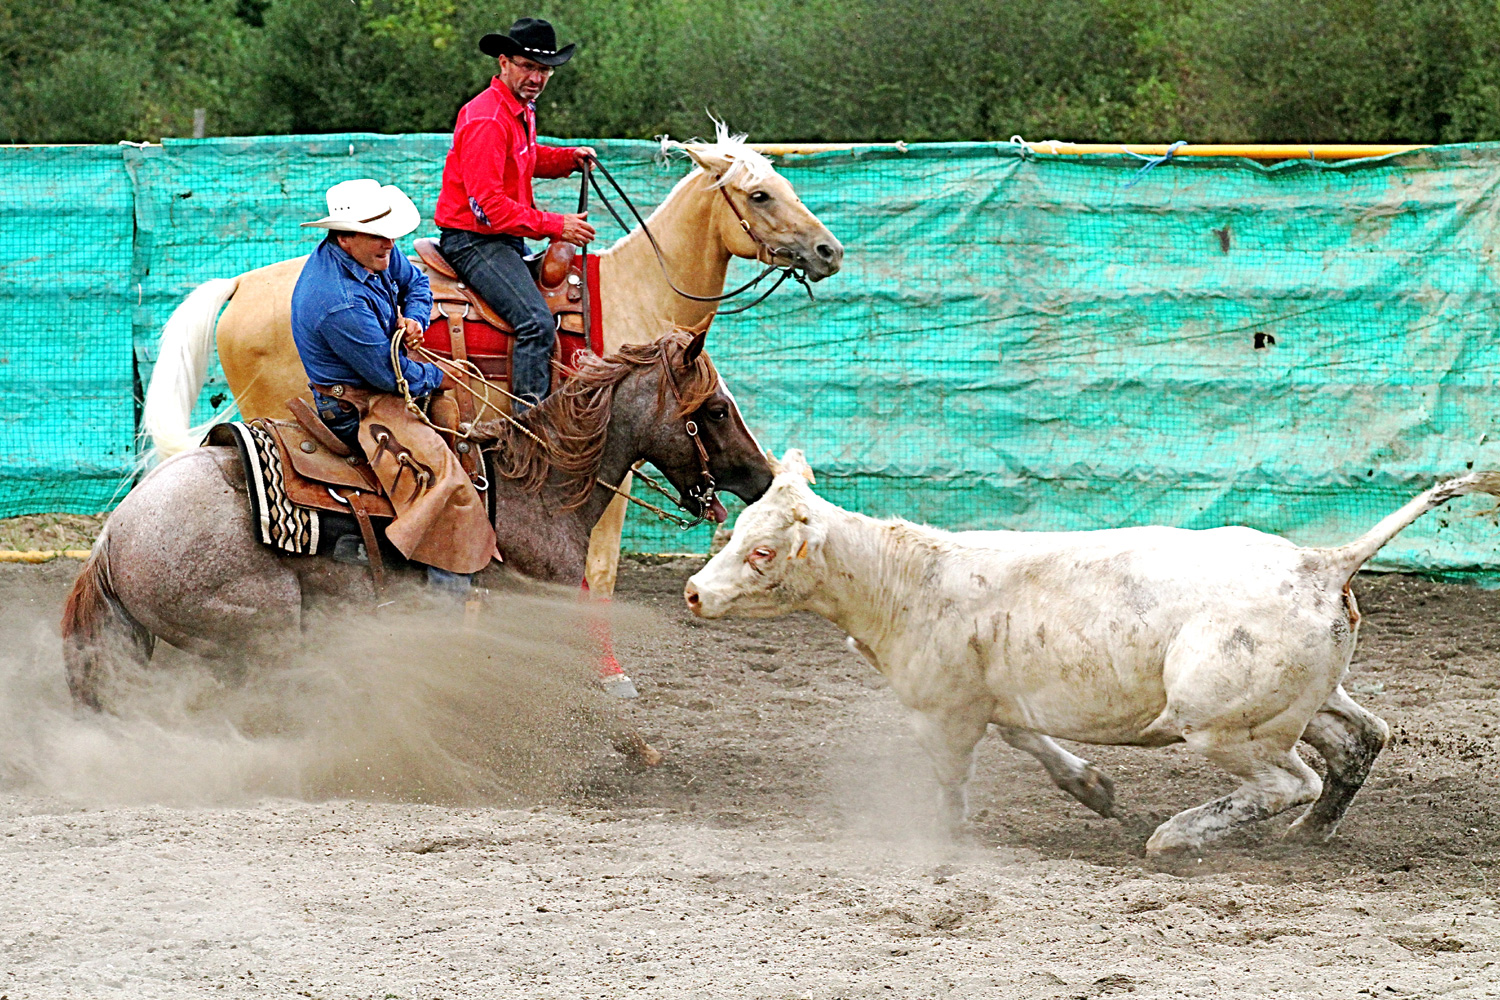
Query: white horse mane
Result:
<box><xmin>659</xmin><ymin>119</ymin><xmax>775</xmax><ymax>189</ymax></box>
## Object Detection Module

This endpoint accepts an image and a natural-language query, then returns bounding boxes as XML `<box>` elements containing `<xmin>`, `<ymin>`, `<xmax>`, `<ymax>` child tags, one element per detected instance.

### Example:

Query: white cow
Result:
<box><xmin>685</xmin><ymin>450</ymin><xmax>1500</xmax><ymax>853</ymax></box>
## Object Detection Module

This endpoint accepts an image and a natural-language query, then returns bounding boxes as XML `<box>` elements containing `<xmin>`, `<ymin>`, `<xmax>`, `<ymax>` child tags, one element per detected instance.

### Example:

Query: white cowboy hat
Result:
<box><xmin>301</xmin><ymin>179</ymin><xmax>420</xmax><ymax>239</ymax></box>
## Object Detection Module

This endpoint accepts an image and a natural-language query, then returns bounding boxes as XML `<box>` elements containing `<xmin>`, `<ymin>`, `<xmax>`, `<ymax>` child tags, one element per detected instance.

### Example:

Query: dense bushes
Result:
<box><xmin>6</xmin><ymin>0</ymin><xmax>1500</xmax><ymax>144</ymax></box>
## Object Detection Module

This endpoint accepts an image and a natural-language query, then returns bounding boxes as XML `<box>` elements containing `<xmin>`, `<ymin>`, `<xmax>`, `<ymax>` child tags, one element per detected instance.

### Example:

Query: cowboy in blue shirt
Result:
<box><xmin>291</xmin><ymin>180</ymin><xmax>494</xmax><ymax>590</ymax></box>
<box><xmin>292</xmin><ymin>181</ymin><xmax>442</xmax><ymax>450</ymax></box>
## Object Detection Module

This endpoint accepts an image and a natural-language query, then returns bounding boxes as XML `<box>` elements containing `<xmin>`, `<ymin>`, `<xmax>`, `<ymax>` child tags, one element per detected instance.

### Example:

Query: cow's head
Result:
<box><xmin>685</xmin><ymin>449</ymin><xmax>826</xmax><ymax>619</ymax></box>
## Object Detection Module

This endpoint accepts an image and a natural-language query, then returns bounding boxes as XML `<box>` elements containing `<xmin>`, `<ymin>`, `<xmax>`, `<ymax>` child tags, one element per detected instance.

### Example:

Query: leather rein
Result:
<box><xmin>584</xmin><ymin>155</ymin><xmax>815</xmax><ymax>316</ymax></box>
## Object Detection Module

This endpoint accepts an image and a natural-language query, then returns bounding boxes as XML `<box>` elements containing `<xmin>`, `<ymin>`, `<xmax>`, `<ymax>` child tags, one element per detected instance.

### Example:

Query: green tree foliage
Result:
<box><xmin>8</xmin><ymin>0</ymin><xmax>1500</xmax><ymax>144</ymax></box>
<box><xmin>0</xmin><ymin>0</ymin><xmax>260</xmax><ymax>143</ymax></box>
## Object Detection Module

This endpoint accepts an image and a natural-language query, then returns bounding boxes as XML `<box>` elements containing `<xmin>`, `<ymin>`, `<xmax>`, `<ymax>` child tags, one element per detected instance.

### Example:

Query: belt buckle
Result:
<box><xmin>330</xmin><ymin>384</ymin><xmax>345</xmax><ymax>398</ymax></box>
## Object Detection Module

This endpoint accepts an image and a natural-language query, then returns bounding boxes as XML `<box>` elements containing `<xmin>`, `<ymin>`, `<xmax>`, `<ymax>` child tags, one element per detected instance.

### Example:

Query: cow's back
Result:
<box><xmin>918</xmin><ymin>524</ymin><xmax>1340</xmax><ymax>743</ymax></box>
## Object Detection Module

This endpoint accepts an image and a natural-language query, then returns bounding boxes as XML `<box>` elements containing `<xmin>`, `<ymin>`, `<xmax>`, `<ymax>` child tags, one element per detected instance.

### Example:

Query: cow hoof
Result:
<box><xmin>1282</xmin><ymin>813</ymin><xmax>1335</xmax><ymax>844</ymax></box>
<box><xmin>1143</xmin><ymin>822</ymin><xmax>1198</xmax><ymax>856</ymax></box>
<box><xmin>1061</xmin><ymin>766</ymin><xmax>1116</xmax><ymax>818</ymax></box>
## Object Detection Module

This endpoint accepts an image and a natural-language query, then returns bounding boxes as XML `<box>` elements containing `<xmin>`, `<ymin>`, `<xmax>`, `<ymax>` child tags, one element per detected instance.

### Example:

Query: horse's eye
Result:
<box><xmin>707</xmin><ymin>405</ymin><xmax>729</xmax><ymax>422</ymax></box>
<box><xmin>749</xmin><ymin>190</ymin><xmax>771</xmax><ymax>203</ymax></box>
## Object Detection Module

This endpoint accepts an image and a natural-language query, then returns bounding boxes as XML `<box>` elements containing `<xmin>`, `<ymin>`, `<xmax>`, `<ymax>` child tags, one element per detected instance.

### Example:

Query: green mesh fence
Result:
<box><xmin>6</xmin><ymin>136</ymin><xmax>1500</xmax><ymax>577</ymax></box>
<box><xmin>0</xmin><ymin>145</ymin><xmax>136</xmax><ymax>513</ymax></box>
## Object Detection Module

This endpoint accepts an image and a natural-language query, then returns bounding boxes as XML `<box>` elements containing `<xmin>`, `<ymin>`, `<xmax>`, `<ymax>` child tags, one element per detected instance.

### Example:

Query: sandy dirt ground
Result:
<box><xmin>3</xmin><ymin>556</ymin><xmax>1500</xmax><ymax>999</ymax></box>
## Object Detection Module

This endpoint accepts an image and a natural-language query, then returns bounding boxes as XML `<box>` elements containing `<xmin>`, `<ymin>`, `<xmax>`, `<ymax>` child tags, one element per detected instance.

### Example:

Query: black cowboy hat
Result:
<box><xmin>479</xmin><ymin>17</ymin><xmax>575</xmax><ymax>66</ymax></box>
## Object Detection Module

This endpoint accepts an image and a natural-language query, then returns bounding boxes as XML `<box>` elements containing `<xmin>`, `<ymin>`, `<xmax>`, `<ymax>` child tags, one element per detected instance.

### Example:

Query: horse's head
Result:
<box><xmin>666</xmin><ymin>124</ymin><xmax>844</xmax><ymax>282</ymax></box>
<box><xmin>629</xmin><ymin>328</ymin><xmax>773</xmax><ymax>524</ymax></box>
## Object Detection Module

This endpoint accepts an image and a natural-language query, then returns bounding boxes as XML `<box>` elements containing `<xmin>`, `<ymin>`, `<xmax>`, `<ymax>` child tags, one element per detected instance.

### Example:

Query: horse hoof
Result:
<box><xmin>612</xmin><ymin>731</ymin><xmax>664</xmax><ymax>767</ymax></box>
<box><xmin>601</xmin><ymin>673</ymin><xmax>638</xmax><ymax>699</ymax></box>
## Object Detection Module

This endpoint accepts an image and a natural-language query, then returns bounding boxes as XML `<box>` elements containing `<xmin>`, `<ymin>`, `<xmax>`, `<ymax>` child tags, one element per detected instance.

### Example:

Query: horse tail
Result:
<box><xmin>61</xmin><ymin>527</ymin><xmax>153</xmax><ymax>711</ymax></box>
<box><xmin>142</xmin><ymin>277</ymin><xmax>240</xmax><ymax>461</ymax></box>
<box><xmin>1317</xmin><ymin>470</ymin><xmax>1500</xmax><ymax>586</ymax></box>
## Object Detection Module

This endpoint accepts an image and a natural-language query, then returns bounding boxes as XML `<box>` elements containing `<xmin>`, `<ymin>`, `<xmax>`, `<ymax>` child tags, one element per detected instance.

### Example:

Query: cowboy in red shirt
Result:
<box><xmin>434</xmin><ymin>17</ymin><xmax>595</xmax><ymax>411</ymax></box>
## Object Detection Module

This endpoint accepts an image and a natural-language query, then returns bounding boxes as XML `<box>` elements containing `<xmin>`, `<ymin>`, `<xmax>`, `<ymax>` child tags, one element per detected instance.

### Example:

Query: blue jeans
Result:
<box><xmin>313</xmin><ymin>391</ymin><xmax>362</xmax><ymax>451</ymax></box>
<box><xmin>438</xmin><ymin>228</ymin><xmax>555</xmax><ymax>411</ymax></box>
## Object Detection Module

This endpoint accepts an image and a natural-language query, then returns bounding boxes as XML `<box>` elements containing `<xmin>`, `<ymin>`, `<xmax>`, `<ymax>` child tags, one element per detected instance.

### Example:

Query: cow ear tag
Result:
<box><xmin>795</xmin><ymin>540</ymin><xmax>809</xmax><ymax>559</ymax></box>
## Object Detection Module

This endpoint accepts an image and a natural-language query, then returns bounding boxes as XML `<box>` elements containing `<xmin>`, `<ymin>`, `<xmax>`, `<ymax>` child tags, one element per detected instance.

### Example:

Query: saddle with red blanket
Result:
<box><xmin>412</xmin><ymin>237</ymin><xmax>603</xmax><ymax>388</ymax></box>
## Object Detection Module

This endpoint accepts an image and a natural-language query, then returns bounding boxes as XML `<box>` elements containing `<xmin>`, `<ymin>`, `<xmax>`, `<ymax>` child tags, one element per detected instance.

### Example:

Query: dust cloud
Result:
<box><xmin>823</xmin><ymin>699</ymin><xmax>956</xmax><ymax>850</ymax></box>
<box><xmin>0</xmin><ymin>570</ymin><xmax>654</xmax><ymax>808</ymax></box>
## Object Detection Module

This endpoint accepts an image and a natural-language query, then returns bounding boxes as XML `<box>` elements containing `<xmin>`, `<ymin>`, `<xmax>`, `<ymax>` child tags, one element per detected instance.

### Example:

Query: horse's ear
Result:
<box><xmin>682</xmin><ymin>328</ymin><xmax>707</xmax><ymax>366</ymax></box>
<box><xmin>679</xmin><ymin>142</ymin><xmax>732</xmax><ymax>177</ymax></box>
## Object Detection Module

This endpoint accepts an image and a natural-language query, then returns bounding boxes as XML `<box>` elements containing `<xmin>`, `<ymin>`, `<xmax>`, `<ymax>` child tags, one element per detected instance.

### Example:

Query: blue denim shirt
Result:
<box><xmin>291</xmin><ymin>237</ymin><xmax>442</xmax><ymax>397</ymax></box>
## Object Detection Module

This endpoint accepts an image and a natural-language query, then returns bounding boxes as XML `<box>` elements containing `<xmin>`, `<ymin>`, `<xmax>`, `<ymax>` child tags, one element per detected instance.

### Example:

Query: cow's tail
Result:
<box><xmin>1318</xmin><ymin>470</ymin><xmax>1500</xmax><ymax>585</ymax></box>
<box><xmin>142</xmin><ymin>277</ymin><xmax>240</xmax><ymax>462</ymax></box>
<box><xmin>60</xmin><ymin>527</ymin><xmax>153</xmax><ymax>711</ymax></box>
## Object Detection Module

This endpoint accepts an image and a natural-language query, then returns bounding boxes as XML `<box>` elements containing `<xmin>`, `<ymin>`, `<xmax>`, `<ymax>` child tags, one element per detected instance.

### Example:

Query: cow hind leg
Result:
<box><xmin>1285</xmin><ymin>685</ymin><xmax>1389</xmax><ymax>843</ymax></box>
<box><xmin>995</xmin><ymin>726</ymin><xmax>1115</xmax><ymax>818</ymax></box>
<box><xmin>909</xmin><ymin>705</ymin><xmax>992</xmax><ymax>830</ymax></box>
<box><xmin>1146</xmin><ymin>730</ymin><xmax>1321</xmax><ymax>855</ymax></box>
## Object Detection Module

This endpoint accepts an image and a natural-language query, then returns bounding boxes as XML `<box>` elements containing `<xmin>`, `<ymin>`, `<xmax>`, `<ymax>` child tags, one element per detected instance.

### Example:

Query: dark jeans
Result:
<box><xmin>439</xmin><ymin>228</ymin><xmax>556</xmax><ymax>411</ymax></box>
<box><xmin>313</xmin><ymin>391</ymin><xmax>362</xmax><ymax>452</ymax></box>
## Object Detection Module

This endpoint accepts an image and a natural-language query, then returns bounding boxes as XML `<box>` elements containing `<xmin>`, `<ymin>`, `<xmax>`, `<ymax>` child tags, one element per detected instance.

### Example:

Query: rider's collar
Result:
<box><xmin>325</xmin><ymin>238</ymin><xmax>380</xmax><ymax>283</ymax></box>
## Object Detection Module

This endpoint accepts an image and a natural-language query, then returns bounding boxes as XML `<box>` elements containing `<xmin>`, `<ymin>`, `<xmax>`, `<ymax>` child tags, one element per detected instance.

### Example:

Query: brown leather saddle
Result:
<box><xmin>236</xmin><ymin>239</ymin><xmax>599</xmax><ymax>587</ymax></box>
<box><xmin>413</xmin><ymin>237</ymin><xmax>596</xmax><ymax>386</ymax></box>
<box><xmin>258</xmin><ymin>238</ymin><xmax>602</xmax><ymax>510</ymax></box>
<box><xmin>413</xmin><ymin>237</ymin><xmax>601</xmax><ymax>489</ymax></box>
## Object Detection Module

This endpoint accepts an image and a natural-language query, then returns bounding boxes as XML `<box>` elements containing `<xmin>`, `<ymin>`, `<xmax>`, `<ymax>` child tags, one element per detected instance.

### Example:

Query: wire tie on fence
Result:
<box><xmin>1122</xmin><ymin>140</ymin><xmax>1188</xmax><ymax>187</ymax></box>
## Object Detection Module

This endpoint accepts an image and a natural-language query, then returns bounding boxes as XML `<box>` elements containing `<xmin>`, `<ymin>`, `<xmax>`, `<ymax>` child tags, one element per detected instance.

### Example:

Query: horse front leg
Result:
<box><xmin>577</xmin><ymin>575</ymin><xmax>662</xmax><ymax>768</ymax></box>
<box><xmin>584</xmin><ymin>472</ymin><xmax>631</xmax><ymax>597</ymax></box>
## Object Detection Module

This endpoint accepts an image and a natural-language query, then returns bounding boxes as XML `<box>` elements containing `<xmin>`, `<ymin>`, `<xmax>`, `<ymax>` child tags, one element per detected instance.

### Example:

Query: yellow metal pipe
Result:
<box><xmin>750</xmin><ymin>142</ymin><xmax>910</xmax><ymax>155</ymax></box>
<box><xmin>0</xmin><ymin>549</ymin><xmax>92</xmax><ymax>563</ymax></box>
<box><xmin>2</xmin><ymin>140</ymin><xmax>1433</xmax><ymax>161</ymax></box>
<box><xmin>751</xmin><ymin>141</ymin><xmax>1431</xmax><ymax>160</ymax></box>
<box><xmin>1012</xmin><ymin>141</ymin><xmax>1429</xmax><ymax>161</ymax></box>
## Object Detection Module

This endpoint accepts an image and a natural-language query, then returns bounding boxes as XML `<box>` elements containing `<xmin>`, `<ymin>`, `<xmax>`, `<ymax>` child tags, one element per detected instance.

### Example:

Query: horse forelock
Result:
<box><xmin>480</xmin><ymin>330</ymin><xmax>719</xmax><ymax>511</ymax></box>
<box><xmin>660</xmin><ymin>120</ymin><xmax>775</xmax><ymax>190</ymax></box>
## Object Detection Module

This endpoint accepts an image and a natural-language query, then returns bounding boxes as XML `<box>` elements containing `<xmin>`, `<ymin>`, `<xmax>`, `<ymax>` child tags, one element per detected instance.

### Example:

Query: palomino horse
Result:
<box><xmin>142</xmin><ymin>125</ymin><xmax>843</xmax><ymax>597</ymax></box>
<box><xmin>67</xmin><ymin>332</ymin><xmax>772</xmax><ymax>717</ymax></box>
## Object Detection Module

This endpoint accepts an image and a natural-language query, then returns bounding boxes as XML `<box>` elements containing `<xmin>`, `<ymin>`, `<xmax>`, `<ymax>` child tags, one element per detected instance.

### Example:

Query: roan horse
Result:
<box><xmin>65</xmin><ymin>332</ymin><xmax>772</xmax><ymax>717</ymax></box>
<box><xmin>141</xmin><ymin>126</ymin><xmax>842</xmax><ymax>597</ymax></box>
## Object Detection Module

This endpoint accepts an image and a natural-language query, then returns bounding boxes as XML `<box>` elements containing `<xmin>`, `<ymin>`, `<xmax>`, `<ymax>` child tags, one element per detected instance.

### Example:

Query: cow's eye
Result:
<box><xmin>749</xmin><ymin>546</ymin><xmax>775</xmax><ymax>566</ymax></box>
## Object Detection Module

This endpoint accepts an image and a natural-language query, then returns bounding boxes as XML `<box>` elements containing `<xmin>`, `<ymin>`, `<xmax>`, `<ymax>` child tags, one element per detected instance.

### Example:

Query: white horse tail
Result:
<box><xmin>142</xmin><ymin>277</ymin><xmax>240</xmax><ymax>461</ymax></box>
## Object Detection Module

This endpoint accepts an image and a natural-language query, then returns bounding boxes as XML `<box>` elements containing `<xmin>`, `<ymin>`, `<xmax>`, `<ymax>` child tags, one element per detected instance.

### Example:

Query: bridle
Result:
<box><xmin>593</xmin><ymin>347</ymin><xmax>721</xmax><ymax>529</ymax></box>
<box><xmin>664</xmin><ymin>354</ymin><xmax>720</xmax><ymax>522</ymax></box>
<box><xmin>584</xmin><ymin>156</ymin><xmax>816</xmax><ymax>316</ymax></box>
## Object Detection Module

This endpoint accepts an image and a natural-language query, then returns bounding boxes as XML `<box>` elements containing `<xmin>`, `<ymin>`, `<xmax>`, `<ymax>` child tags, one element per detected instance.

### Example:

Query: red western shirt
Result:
<box><xmin>434</xmin><ymin>76</ymin><xmax>579</xmax><ymax>240</ymax></box>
